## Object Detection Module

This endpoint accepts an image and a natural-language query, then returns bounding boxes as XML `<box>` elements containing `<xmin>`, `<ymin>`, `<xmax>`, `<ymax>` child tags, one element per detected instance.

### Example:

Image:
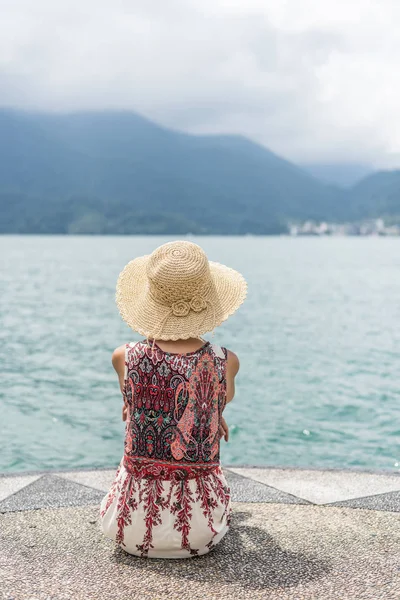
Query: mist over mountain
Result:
<box><xmin>301</xmin><ymin>163</ymin><xmax>374</xmax><ymax>188</ymax></box>
<box><xmin>0</xmin><ymin>109</ymin><xmax>398</xmax><ymax>234</ymax></box>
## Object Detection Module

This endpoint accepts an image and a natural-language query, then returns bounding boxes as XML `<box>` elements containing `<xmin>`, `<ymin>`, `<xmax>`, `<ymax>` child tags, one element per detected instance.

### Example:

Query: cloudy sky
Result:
<box><xmin>1</xmin><ymin>0</ymin><xmax>399</xmax><ymax>167</ymax></box>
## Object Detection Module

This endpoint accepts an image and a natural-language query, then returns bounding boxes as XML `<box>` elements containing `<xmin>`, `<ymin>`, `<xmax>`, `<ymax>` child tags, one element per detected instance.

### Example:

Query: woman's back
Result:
<box><xmin>100</xmin><ymin>339</ymin><xmax>232</xmax><ymax>558</ymax></box>
<box><xmin>124</xmin><ymin>339</ymin><xmax>227</xmax><ymax>469</ymax></box>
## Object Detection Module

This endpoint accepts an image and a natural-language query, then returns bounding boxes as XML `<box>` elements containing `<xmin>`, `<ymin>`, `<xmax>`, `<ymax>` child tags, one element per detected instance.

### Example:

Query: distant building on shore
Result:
<box><xmin>289</xmin><ymin>218</ymin><xmax>400</xmax><ymax>237</ymax></box>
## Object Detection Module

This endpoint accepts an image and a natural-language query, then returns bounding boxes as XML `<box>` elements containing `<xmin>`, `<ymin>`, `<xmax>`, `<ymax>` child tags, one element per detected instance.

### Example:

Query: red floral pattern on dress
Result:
<box><xmin>171</xmin><ymin>353</ymin><xmax>221</xmax><ymax>461</ymax></box>
<box><xmin>101</xmin><ymin>340</ymin><xmax>231</xmax><ymax>557</ymax></box>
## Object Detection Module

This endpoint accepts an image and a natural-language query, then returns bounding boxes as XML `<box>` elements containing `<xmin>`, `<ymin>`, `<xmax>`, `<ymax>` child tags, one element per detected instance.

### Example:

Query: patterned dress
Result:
<box><xmin>99</xmin><ymin>339</ymin><xmax>232</xmax><ymax>558</ymax></box>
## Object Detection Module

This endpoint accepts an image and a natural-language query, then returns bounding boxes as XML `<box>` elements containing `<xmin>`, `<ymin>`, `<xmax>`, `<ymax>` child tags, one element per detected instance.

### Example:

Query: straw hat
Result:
<box><xmin>115</xmin><ymin>240</ymin><xmax>247</xmax><ymax>340</ymax></box>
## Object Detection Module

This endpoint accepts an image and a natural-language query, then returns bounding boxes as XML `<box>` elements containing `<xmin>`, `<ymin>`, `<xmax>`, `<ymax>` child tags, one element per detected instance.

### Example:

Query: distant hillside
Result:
<box><xmin>301</xmin><ymin>163</ymin><xmax>374</xmax><ymax>188</ymax></box>
<box><xmin>0</xmin><ymin>109</ymin><xmax>349</xmax><ymax>235</ymax></box>
<box><xmin>348</xmin><ymin>170</ymin><xmax>400</xmax><ymax>221</ymax></box>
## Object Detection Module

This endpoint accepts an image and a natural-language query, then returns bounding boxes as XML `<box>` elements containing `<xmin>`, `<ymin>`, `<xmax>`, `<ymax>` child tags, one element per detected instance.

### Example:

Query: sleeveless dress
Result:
<box><xmin>99</xmin><ymin>339</ymin><xmax>232</xmax><ymax>558</ymax></box>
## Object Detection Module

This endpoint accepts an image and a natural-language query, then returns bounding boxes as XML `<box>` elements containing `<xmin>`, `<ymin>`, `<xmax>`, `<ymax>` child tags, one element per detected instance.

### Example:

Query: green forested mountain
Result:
<box><xmin>348</xmin><ymin>171</ymin><xmax>400</xmax><ymax>221</ymax></box>
<box><xmin>0</xmin><ymin>109</ymin><xmax>350</xmax><ymax>234</ymax></box>
<box><xmin>0</xmin><ymin>109</ymin><xmax>397</xmax><ymax>234</ymax></box>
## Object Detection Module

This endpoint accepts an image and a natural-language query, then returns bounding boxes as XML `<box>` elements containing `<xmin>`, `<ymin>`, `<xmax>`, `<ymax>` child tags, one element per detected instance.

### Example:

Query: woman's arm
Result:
<box><xmin>111</xmin><ymin>344</ymin><xmax>128</xmax><ymax>420</ymax></box>
<box><xmin>225</xmin><ymin>349</ymin><xmax>240</xmax><ymax>405</ymax></box>
<box><xmin>219</xmin><ymin>349</ymin><xmax>240</xmax><ymax>442</ymax></box>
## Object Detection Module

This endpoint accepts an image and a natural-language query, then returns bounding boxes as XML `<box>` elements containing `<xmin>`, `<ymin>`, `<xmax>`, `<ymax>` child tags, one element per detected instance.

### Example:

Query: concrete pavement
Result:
<box><xmin>0</xmin><ymin>465</ymin><xmax>399</xmax><ymax>599</ymax></box>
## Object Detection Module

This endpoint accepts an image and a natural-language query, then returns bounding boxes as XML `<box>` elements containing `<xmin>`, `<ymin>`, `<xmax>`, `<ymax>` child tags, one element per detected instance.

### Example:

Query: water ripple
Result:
<box><xmin>0</xmin><ymin>235</ymin><xmax>399</xmax><ymax>473</ymax></box>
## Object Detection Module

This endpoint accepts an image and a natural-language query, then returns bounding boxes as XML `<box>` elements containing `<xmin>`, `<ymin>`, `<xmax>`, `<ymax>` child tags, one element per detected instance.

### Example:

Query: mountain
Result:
<box><xmin>0</xmin><ymin>109</ymin><xmax>348</xmax><ymax>234</ymax></box>
<box><xmin>301</xmin><ymin>163</ymin><xmax>374</xmax><ymax>188</ymax></box>
<box><xmin>349</xmin><ymin>170</ymin><xmax>400</xmax><ymax>220</ymax></box>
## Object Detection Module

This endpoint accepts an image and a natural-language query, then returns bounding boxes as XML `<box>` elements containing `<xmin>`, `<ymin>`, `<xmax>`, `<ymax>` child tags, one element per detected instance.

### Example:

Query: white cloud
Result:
<box><xmin>0</xmin><ymin>0</ymin><xmax>399</xmax><ymax>166</ymax></box>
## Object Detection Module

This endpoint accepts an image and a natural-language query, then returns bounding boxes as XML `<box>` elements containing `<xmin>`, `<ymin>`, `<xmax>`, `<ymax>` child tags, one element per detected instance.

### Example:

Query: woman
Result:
<box><xmin>99</xmin><ymin>240</ymin><xmax>247</xmax><ymax>558</ymax></box>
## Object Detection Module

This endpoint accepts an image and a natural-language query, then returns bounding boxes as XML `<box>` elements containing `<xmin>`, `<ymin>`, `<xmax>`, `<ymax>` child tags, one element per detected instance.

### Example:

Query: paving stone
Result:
<box><xmin>225</xmin><ymin>469</ymin><xmax>309</xmax><ymax>504</ymax></box>
<box><xmin>58</xmin><ymin>469</ymin><xmax>116</xmax><ymax>492</ymax></box>
<box><xmin>0</xmin><ymin>474</ymin><xmax>42</xmax><ymax>502</ymax></box>
<box><xmin>229</xmin><ymin>467</ymin><xmax>400</xmax><ymax>505</ymax></box>
<box><xmin>2</xmin><ymin>466</ymin><xmax>399</xmax><ymax>516</ymax></box>
<box><xmin>1</xmin><ymin>502</ymin><xmax>399</xmax><ymax>599</ymax></box>
<box><xmin>331</xmin><ymin>489</ymin><xmax>400</xmax><ymax>513</ymax></box>
<box><xmin>0</xmin><ymin>468</ymin><xmax>308</xmax><ymax>512</ymax></box>
<box><xmin>0</xmin><ymin>474</ymin><xmax>105</xmax><ymax>513</ymax></box>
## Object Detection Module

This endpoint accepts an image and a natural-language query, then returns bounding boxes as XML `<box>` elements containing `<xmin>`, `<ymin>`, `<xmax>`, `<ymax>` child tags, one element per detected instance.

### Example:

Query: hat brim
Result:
<box><xmin>115</xmin><ymin>255</ymin><xmax>247</xmax><ymax>340</ymax></box>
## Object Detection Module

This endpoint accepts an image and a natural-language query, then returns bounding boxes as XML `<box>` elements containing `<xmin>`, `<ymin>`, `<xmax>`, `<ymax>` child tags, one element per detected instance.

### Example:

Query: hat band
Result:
<box><xmin>149</xmin><ymin>295</ymin><xmax>216</xmax><ymax>340</ymax></box>
<box><xmin>170</xmin><ymin>295</ymin><xmax>207</xmax><ymax>316</ymax></box>
<box><xmin>147</xmin><ymin>287</ymin><xmax>208</xmax><ymax>315</ymax></box>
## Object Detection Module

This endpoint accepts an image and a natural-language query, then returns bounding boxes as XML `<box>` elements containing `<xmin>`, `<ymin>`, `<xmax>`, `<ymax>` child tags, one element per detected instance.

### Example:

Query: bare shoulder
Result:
<box><xmin>226</xmin><ymin>348</ymin><xmax>240</xmax><ymax>376</ymax></box>
<box><xmin>111</xmin><ymin>344</ymin><xmax>126</xmax><ymax>371</ymax></box>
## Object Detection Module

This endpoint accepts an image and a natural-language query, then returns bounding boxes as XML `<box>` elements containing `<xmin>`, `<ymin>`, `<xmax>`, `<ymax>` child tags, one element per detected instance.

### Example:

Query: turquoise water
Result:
<box><xmin>1</xmin><ymin>235</ymin><xmax>399</xmax><ymax>474</ymax></box>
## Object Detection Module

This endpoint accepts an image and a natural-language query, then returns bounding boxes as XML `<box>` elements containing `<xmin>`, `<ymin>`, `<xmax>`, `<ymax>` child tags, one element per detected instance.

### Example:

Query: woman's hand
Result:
<box><xmin>219</xmin><ymin>416</ymin><xmax>229</xmax><ymax>442</ymax></box>
<box><xmin>122</xmin><ymin>404</ymin><xmax>128</xmax><ymax>421</ymax></box>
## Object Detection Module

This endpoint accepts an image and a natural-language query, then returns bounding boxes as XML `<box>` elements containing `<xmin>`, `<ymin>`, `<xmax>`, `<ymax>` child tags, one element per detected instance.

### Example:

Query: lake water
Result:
<box><xmin>1</xmin><ymin>235</ymin><xmax>399</xmax><ymax>474</ymax></box>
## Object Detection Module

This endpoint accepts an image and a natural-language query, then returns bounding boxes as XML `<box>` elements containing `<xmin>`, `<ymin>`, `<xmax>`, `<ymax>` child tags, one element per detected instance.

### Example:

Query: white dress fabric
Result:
<box><xmin>99</xmin><ymin>340</ymin><xmax>232</xmax><ymax>558</ymax></box>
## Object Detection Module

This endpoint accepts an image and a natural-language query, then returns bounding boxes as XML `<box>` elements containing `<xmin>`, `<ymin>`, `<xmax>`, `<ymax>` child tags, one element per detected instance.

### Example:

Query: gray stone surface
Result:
<box><xmin>0</xmin><ymin>465</ymin><xmax>399</xmax><ymax>599</ymax></box>
<box><xmin>225</xmin><ymin>469</ymin><xmax>309</xmax><ymax>505</ymax></box>
<box><xmin>229</xmin><ymin>466</ymin><xmax>400</xmax><ymax>505</ymax></box>
<box><xmin>331</xmin><ymin>490</ymin><xmax>400</xmax><ymax>513</ymax></box>
<box><xmin>58</xmin><ymin>468</ymin><xmax>300</xmax><ymax>505</ymax></box>
<box><xmin>0</xmin><ymin>468</ymin><xmax>308</xmax><ymax>512</ymax></box>
<box><xmin>0</xmin><ymin>474</ymin><xmax>42</xmax><ymax>502</ymax></box>
<box><xmin>2</xmin><ymin>465</ymin><xmax>399</xmax><ymax>514</ymax></box>
<box><xmin>58</xmin><ymin>469</ymin><xmax>116</xmax><ymax>493</ymax></box>
<box><xmin>1</xmin><ymin>502</ymin><xmax>399</xmax><ymax>600</ymax></box>
<box><xmin>0</xmin><ymin>474</ymin><xmax>105</xmax><ymax>513</ymax></box>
